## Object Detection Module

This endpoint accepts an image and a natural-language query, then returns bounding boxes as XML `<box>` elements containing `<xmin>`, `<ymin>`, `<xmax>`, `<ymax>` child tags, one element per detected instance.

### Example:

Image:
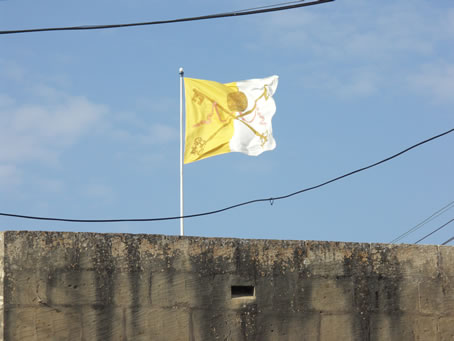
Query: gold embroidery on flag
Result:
<box><xmin>190</xmin><ymin>85</ymin><xmax>272</xmax><ymax>149</ymax></box>
<box><xmin>227</xmin><ymin>92</ymin><xmax>248</xmax><ymax>112</ymax></box>
<box><xmin>190</xmin><ymin>137</ymin><xmax>207</xmax><ymax>156</ymax></box>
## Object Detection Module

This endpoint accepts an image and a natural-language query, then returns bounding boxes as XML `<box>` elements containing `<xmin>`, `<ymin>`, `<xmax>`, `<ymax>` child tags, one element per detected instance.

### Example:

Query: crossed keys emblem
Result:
<box><xmin>190</xmin><ymin>87</ymin><xmax>270</xmax><ymax>156</ymax></box>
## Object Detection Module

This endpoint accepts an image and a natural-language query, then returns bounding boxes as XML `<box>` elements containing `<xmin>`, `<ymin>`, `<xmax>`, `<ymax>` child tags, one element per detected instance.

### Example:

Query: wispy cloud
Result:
<box><xmin>106</xmin><ymin>97</ymin><xmax>179</xmax><ymax>147</ymax></box>
<box><xmin>34</xmin><ymin>177</ymin><xmax>65</xmax><ymax>193</ymax></box>
<box><xmin>80</xmin><ymin>183</ymin><xmax>115</xmax><ymax>204</ymax></box>
<box><xmin>408</xmin><ymin>62</ymin><xmax>454</xmax><ymax>102</ymax></box>
<box><xmin>0</xmin><ymin>57</ymin><xmax>179</xmax><ymax>189</ymax></box>
<box><xmin>0</xmin><ymin>65</ymin><xmax>107</xmax><ymax>188</ymax></box>
<box><xmin>0</xmin><ymin>164</ymin><xmax>22</xmax><ymax>188</ymax></box>
<box><xmin>256</xmin><ymin>0</ymin><xmax>454</xmax><ymax>99</ymax></box>
<box><xmin>300</xmin><ymin>67</ymin><xmax>381</xmax><ymax>99</ymax></box>
<box><xmin>0</xmin><ymin>94</ymin><xmax>15</xmax><ymax>107</ymax></box>
<box><xmin>139</xmin><ymin>123</ymin><xmax>178</xmax><ymax>145</ymax></box>
<box><xmin>265</xmin><ymin>0</ymin><xmax>450</xmax><ymax>58</ymax></box>
<box><xmin>0</xmin><ymin>92</ymin><xmax>106</xmax><ymax>164</ymax></box>
<box><xmin>0</xmin><ymin>59</ymin><xmax>26</xmax><ymax>82</ymax></box>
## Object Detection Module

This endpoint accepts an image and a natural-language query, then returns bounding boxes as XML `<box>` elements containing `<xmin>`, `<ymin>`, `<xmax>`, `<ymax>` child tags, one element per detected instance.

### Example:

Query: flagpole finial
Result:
<box><xmin>179</xmin><ymin>67</ymin><xmax>184</xmax><ymax>76</ymax></box>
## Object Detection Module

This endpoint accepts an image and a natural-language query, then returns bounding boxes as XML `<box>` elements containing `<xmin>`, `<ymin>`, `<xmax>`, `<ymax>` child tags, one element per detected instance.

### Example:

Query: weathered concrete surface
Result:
<box><xmin>0</xmin><ymin>230</ymin><xmax>453</xmax><ymax>340</ymax></box>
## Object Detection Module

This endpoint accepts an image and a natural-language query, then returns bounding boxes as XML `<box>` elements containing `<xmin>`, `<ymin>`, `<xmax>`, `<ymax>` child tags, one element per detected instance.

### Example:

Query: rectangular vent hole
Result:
<box><xmin>231</xmin><ymin>285</ymin><xmax>255</xmax><ymax>298</ymax></box>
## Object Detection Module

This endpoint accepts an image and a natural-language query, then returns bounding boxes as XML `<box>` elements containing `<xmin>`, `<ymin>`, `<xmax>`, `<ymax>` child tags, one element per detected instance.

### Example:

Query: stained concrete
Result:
<box><xmin>0</xmin><ymin>231</ymin><xmax>453</xmax><ymax>340</ymax></box>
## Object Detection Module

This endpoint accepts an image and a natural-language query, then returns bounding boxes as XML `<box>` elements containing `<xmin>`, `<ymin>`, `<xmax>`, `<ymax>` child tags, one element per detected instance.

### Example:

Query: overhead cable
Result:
<box><xmin>441</xmin><ymin>236</ymin><xmax>454</xmax><ymax>246</ymax></box>
<box><xmin>390</xmin><ymin>200</ymin><xmax>454</xmax><ymax>243</ymax></box>
<box><xmin>0</xmin><ymin>0</ymin><xmax>334</xmax><ymax>35</ymax></box>
<box><xmin>0</xmin><ymin>127</ymin><xmax>452</xmax><ymax>223</ymax></box>
<box><xmin>414</xmin><ymin>218</ymin><xmax>454</xmax><ymax>244</ymax></box>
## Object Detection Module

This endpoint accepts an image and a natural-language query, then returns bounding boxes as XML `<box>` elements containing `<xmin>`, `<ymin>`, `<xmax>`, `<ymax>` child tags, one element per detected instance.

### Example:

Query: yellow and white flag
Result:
<box><xmin>184</xmin><ymin>75</ymin><xmax>278</xmax><ymax>164</ymax></box>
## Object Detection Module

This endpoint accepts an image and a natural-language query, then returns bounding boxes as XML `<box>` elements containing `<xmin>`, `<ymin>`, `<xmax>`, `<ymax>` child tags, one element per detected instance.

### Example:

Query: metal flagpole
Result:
<box><xmin>179</xmin><ymin>67</ymin><xmax>184</xmax><ymax>236</ymax></box>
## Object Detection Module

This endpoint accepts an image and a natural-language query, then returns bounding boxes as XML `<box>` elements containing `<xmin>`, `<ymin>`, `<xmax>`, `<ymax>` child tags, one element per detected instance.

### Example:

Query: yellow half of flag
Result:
<box><xmin>184</xmin><ymin>76</ymin><xmax>278</xmax><ymax>164</ymax></box>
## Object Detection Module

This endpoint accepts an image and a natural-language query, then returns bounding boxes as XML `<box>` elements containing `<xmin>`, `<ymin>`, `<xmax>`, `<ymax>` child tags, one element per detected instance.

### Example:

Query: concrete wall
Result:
<box><xmin>0</xmin><ymin>230</ymin><xmax>453</xmax><ymax>340</ymax></box>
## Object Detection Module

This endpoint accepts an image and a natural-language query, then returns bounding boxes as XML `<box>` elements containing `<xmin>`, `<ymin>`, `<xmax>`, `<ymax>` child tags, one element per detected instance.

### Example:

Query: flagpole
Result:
<box><xmin>179</xmin><ymin>67</ymin><xmax>184</xmax><ymax>236</ymax></box>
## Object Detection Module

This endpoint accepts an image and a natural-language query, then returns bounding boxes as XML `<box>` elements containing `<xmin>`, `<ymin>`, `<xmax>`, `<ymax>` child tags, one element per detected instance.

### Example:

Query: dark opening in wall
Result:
<box><xmin>231</xmin><ymin>285</ymin><xmax>255</xmax><ymax>298</ymax></box>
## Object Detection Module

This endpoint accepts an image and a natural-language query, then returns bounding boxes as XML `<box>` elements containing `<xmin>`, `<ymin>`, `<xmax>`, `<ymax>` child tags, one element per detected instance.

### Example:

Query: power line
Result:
<box><xmin>441</xmin><ymin>236</ymin><xmax>454</xmax><ymax>246</ymax></box>
<box><xmin>414</xmin><ymin>218</ymin><xmax>454</xmax><ymax>244</ymax></box>
<box><xmin>0</xmin><ymin>127</ymin><xmax>452</xmax><ymax>224</ymax></box>
<box><xmin>0</xmin><ymin>0</ymin><xmax>334</xmax><ymax>35</ymax></box>
<box><xmin>390</xmin><ymin>200</ymin><xmax>454</xmax><ymax>243</ymax></box>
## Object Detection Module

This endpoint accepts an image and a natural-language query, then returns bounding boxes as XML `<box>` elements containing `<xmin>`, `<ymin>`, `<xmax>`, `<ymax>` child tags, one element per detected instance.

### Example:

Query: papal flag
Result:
<box><xmin>184</xmin><ymin>75</ymin><xmax>279</xmax><ymax>164</ymax></box>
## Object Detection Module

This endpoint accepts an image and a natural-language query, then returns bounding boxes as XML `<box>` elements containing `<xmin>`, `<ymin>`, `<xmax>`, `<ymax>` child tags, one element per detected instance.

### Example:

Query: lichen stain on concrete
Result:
<box><xmin>1</xmin><ymin>231</ymin><xmax>454</xmax><ymax>340</ymax></box>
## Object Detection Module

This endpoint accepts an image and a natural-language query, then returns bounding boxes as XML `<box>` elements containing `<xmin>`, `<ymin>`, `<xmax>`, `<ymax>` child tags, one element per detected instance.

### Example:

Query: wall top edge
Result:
<box><xmin>0</xmin><ymin>230</ymin><xmax>450</xmax><ymax>249</ymax></box>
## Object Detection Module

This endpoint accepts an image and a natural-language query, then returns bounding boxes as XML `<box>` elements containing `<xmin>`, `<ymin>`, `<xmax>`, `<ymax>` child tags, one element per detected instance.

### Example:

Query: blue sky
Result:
<box><xmin>0</xmin><ymin>0</ymin><xmax>453</xmax><ymax>244</ymax></box>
